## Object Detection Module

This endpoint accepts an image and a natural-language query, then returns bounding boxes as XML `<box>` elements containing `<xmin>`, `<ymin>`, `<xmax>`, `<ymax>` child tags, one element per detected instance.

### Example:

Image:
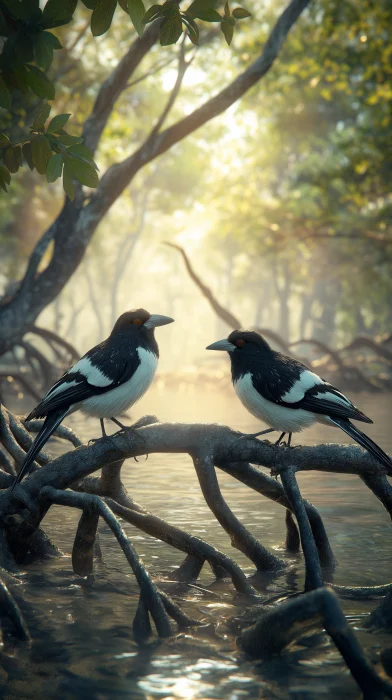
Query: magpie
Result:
<box><xmin>206</xmin><ymin>329</ymin><xmax>392</xmax><ymax>472</ymax></box>
<box><xmin>11</xmin><ymin>309</ymin><xmax>174</xmax><ymax>490</ymax></box>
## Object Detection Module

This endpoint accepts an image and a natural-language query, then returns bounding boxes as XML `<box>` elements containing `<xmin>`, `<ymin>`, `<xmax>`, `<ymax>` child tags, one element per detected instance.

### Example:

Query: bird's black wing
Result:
<box><xmin>249</xmin><ymin>358</ymin><xmax>372</xmax><ymax>424</ymax></box>
<box><xmin>27</xmin><ymin>374</ymin><xmax>107</xmax><ymax>419</ymax></box>
<box><xmin>287</xmin><ymin>382</ymin><xmax>372</xmax><ymax>423</ymax></box>
<box><xmin>27</xmin><ymin>347</ymin><xmax>138</xmax><ymax>419</ymax></box>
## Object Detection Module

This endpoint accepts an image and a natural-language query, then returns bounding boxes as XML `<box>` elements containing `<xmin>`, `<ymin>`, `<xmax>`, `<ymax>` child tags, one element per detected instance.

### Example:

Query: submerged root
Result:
<box><xmin>237</xmin><ymin>587</ymin><xmax>392</xmax><ymax>699</ymax></box>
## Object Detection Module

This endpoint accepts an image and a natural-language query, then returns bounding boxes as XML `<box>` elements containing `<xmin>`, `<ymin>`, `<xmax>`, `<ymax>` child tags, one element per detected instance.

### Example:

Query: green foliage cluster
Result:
<box><xmin>83</xmin><ymin>0</ymin><xmax>250</xmax><ymax>46</ymax></box>
<box><xmin>0</xmin><ymin>0</ymin><xmax>250</xmax><ymax>196</ymax></box>
<box><xmin>0</xmin><ymin>102</ymin><xmax>98</xmax><ymax>195</ymax></box>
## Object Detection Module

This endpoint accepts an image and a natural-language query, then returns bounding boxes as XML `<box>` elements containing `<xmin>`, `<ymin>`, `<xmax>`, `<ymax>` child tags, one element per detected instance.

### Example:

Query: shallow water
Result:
<box><xmin>4</xmin><ymin>385</ymin><xmax>392</xmax><ymax>700</ymax></box>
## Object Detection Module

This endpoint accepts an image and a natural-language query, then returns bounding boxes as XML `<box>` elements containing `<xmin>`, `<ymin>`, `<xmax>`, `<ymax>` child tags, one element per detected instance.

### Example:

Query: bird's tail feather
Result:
<box><xmin>329</xmin><ymin>417</ymin><xmax>392</xmax><ymax>475</ymax></box>
<box><xmin>11</xmin><ymin>409</ymin><xmax>69</xmax><ymax>491</ymax></box>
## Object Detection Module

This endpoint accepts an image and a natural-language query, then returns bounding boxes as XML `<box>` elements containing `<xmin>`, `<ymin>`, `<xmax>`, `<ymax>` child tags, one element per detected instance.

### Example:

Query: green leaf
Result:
<box><xmin>67</xmin><ymin>143</ymin><xmax>98</xmax><ymax>168</ymax></box>
<box><xmin>143</xmin><ymin>4</ymin><xmax>163</xmax><ymax>23</ymax></box>
<box><xmin>0</xmin><ymin>75</ymin><xmax>12</xmax><ymax>110</ymax></box>
<box><xmin>26</xmin><ymin>65</ymin><xmax>55</xmax><ymax>100</ymax></box>
<box><xmin>0</xmin><ymin>164</ymin><xmax>11</xmax><ymax>185</ymax></box>
<box><xmin>44</xmin><ymin>32</ymin><xmax>63</xmax><ymax>49</ymax></box>
<box><xmin>81</xmin><ymin>0</ymin><xmax>97</xmax><ymax>7</ymax></box>
<box><xmin>42</xmin><ymin>0</ymin><xmax>77</xmax><ymax>25</ymax></box>
<box><xmin>22</xmin><ymin>141</ymin><xmax>34</xmax><ymax>170</ymax></box>
<box><xmin>187</xmin><ymin>0</ymin><xmax>221</xmax><ymax>21</ymax></box>
<box><xmin>181</xmin><ymin>15</ymin><xmax>199</xmax><ymax>44</ymax></box>
<box><xmin>161</xmin><ymin>0</ymin><xmax>180</xmax><ymax>17</ymax></box>
<box><xmin>0</xmin><ymin>10</ymin><xmax>11</xmax><ymax>36</ymax></box>
<box><xmin>232</xmin><ymin>6</ymin><xmax>250</xmax><ymax>18</ymax></box>
<box><xmin>10</xmin><ymin>35</ymin><xmax>34</xmax><ymax>65</ymax></box>
<box><xmin>0</xmin><ymin>133</ymin><xmax>10</xmax><ymax>148</ymax></box>
<box><xmin>12</xmin><ymin>65</ymin><xmax>30</xmax><ymax>95</ymax></box>
<box><xmin>117</xmin><ymin>0</ymin><xmax>128</xmax><ymax>12</ymax></box>
<box><xmin>160</xmin><ymin>15</ymin><xmax>183</xmax><ymax>45</ymax></box>
<box><xmin>127</xmin><ymin>0</ymin><xmax>145</xmax><ymax>37</ymax></box>
<box><xmin>47</xmin><ymin>113</ymin><xmax>71</xmax><ymax>134</ymax></box>
<box><xmin>4</xmin><ymin>145</ymin><xmax>22</xmax><ymax>173</ymax></box>
<box><xmin>34</xmin><ymin>32</ymin><xmax>55</xmax><ymax>70</ymax></box>
<box><xmin>31</xmin><ymin>134</ymin><xmax>52</xmax><ymax>174</ymax></box>
<box><xmin>56</xmin><ymin>130</ymin><xmax>83</xmax><ymax>146</ymax></box>
<box><xmin>63</xmin><ymin>162</ymin><xmax>75</xmax><ymax>200</ymax></box>
<box><xmin>66</xmin><ymin>156</ymin><xmax>99</xmax><ymax>188</ymax></box>
<box><xmin>46</xmin><ymin>153</ymin><xmax>63</xmax><ymax>182</ymax></box>
<box><xmin>221</xmin><ymin>20</ymin><xmax>233</xmax><ymax>44</ymax></box>
<box><xmin>1</xmin><ymin>0</ymin><xmax>36</xmax><ymax>20</ymax></box>
<box><xmin>224</xmin><ymin>0</ymin><xmax>230</xmax><ymax>17</ymax></box>
<box><xmin>196</xmin><ymin>7</ymin><xmax>221</xmax><ymax>20</ymax></box>
<box><xmin>91</xmin><ymin>0</ymin><xmax>117</xmax><ymax>36</ymax></box>
<box><xmin>32</xmin><ymin>102</ymin><xmax>51</xmax><ymax>129</ymax></box>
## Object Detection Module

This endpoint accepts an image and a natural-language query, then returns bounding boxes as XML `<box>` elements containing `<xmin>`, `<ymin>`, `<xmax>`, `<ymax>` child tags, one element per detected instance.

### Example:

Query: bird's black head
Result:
<box><xmin>206</xmin><ymin>330</ymin><xmax>272</xmax><ymax>378</ymax></box>
<box><xmin>228</xmin><ymin>330</ymin><xmax>271</xmax><ymax>352</ymax></box>
<box><xmin>206</xmin><ymin>330</ymin><xmax>271</xmax><ymax>355</ymax></box>
<box><xmin>111</xmin><ymin>309</ymin><xmax>174</xmax><ymax>339</ymax></box>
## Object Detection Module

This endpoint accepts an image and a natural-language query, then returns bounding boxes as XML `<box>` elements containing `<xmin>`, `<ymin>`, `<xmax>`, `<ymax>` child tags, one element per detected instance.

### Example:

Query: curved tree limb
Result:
<box><xmin>192</xmin><ymin>450</ymin><xmax>285</xmax><ymax>572</ymax></box>
<box><xmin>5</xmin><ymin>422</ymin><xmax>392</xmax><ymax>507</ymax></box>
<box><xmin>29</xmin><ymin>326</ymin><xmax>79</xmax><ymax>363</ymax></box>
<box><xmin>237</xmin><ymin>587</ymin><xmax>392</xmax><ymax>699</ymax></box>
<box><xmin>40</xmin><ymin>486</ymin><xmax>173</xmax><ymax>638</ymax></box>
<box><xmin>105</xmin><ymin>498</ymin><xmax>256</xmax><ymax>595</ymax></box>
<box><xmin>217</xmin><ymin>460</ymin><xmax>335</xmax><ymax>568</ymax></box>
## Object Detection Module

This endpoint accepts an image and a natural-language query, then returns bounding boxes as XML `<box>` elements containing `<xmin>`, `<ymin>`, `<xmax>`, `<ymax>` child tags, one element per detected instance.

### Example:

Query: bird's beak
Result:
<box><xmin>144</xmin><ymin>314</ymin><xmax>174</xmax><ymax>329</ymax></box>
<box><xmin>206</xmin><ymin>339</ymin><xmax>236</xmax><ymax>352</ymax></box>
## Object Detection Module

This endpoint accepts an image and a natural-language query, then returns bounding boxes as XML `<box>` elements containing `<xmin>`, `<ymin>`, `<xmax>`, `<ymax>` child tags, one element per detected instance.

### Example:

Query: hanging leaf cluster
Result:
<box><xmin>0</xmin><ymin>103</ymin><xmax>98</xmax><ymax>198</ymax></box>
<box><xmin>0</xmin><ymin>0</ymin><xmax>74</xmax><ymax>110</ymax></box>
<box><xmin>87</xmin><ymin>0</ymin><xmax>251</xmax><ymax>47</ymax></box>
<box><xmin>0</xmin><ymin>0</ymin><xmax>250</xmax><ymax>194</ymax></box>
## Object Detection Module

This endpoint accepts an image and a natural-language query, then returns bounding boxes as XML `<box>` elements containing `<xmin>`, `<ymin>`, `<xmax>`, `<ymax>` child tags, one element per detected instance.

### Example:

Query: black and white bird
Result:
<box><xmin>11</xmin><ymin>309</ymin><xmax>174</xmax><ymax>490</ymax></box>
<box><xmin>206</xmin><ymin>329</ymin><xmax>392</xmax><ymax>472</ymax></box>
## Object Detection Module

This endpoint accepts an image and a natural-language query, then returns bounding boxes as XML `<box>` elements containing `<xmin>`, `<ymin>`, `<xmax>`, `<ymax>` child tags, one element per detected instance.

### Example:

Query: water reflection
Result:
<box><xmin>5</xmin><ymin>387</ymin><xmax>392</xmax><ymax>699</ymax></box>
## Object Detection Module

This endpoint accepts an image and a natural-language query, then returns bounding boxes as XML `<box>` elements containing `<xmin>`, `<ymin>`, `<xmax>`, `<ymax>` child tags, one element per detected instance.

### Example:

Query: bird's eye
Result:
<box><xmin>133</xmin><ymin>319</ymin><xmax>143</xmax><ymax>325</ymax></box>
<box><xmin>236</xmin><ymin>339</ymin><xmax>246</xmax><ymax>347</ymax></box>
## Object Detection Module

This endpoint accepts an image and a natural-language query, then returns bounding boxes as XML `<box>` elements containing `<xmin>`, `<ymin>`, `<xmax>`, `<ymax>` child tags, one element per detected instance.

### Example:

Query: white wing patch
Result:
<box><xmin>281</xmin><ymin>370</ymin><xmax>323</xmax><ymax>403</ymax></box>
<box><xmin>69</xmin><ymin>356</ymin><xmax>112</xmax><ymax>387</ymax></box>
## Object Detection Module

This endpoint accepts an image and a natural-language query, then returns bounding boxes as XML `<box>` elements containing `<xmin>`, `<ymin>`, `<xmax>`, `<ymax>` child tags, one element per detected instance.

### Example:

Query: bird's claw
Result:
<box><xmin>88</xmin><ymin>437</ymin><xmax>100</xmax><ymax>445</ymax></box>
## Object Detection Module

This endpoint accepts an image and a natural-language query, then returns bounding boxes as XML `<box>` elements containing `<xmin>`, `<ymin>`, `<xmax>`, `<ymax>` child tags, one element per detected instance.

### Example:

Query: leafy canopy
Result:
<box><xmin>0</xmin><ymin>0</ymin><xmax>251</xmax><ymax>196</ymax></box>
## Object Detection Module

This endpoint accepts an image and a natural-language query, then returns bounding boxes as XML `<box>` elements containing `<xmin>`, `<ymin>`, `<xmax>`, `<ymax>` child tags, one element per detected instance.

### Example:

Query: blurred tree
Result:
<box><xmin>200</xmin><ymin>0</ymin><xmax>392</xmax><ymax>343</ymax></box>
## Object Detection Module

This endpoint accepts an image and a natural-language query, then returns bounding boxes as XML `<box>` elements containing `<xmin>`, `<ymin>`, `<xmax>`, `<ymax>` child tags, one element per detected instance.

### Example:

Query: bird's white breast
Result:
<box><xmin>234</xmin><ymin>373</ymin><xmax>317</xmax><ymax>433</ymax></box>
<box><xmin>79</xmin><ymin>348</ymin><xmax>158</xmax><ymax>418</ymax></box>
